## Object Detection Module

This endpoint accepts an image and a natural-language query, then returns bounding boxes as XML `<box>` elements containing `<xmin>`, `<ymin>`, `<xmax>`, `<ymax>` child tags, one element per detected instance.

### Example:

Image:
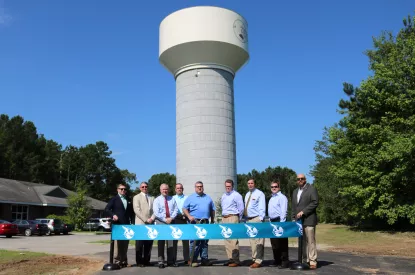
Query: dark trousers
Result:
<box><xmin>173</xmin><ymin>214</ymin><xmax>189</xmax><ymax>262</ymax></box>
<box><xmin>135</xmin><ymin>240</ymin><xmax>153</xmax><ymax>265</ymax></box>
<box><xmin>270</xmin><ymin>217</ymin><xmax>289</xmax><ymax>266</ymax></box>
<box><xmin>156</xmin><ymin>220</ymin><xmax>177</xmax><ymax>264</ymax></box>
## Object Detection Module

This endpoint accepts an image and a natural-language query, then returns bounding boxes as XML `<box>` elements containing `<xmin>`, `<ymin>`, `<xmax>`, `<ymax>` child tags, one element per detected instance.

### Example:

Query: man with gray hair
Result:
<box><xmin>153</xmin><ymin>183</ymin><xmax>178</xmax><ymax>268</ymax></box>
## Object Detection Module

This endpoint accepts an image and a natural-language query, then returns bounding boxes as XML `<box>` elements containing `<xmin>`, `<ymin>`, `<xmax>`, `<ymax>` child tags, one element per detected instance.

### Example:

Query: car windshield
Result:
<box><xmin>29</xmin><ymin>220</ymin><xmax>41</xmax><ymax>224</ymax></box>
<box><xmin>0</xmin><ymin>220</ymin><xmax>11</xmax><ymax>224</ymax></box>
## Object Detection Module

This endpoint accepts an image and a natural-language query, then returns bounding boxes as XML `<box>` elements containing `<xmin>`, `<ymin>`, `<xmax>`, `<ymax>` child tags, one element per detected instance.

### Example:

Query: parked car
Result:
<box><xmin>35</xmin><ymin>218</ymin><xmax>68</xmax><ymax>235</ymax></box>
<box><xmin>12</xmin><ymin>220</ymin><xmax>49</xmax><ymax>236</ymax></box>
<box><xmin>83</xmin><ymin>218</ymin><xmax>111</xmax><ymax>232</ymax></box>
<box><xmin>0</xmin><ymin>219</ymin><xmax>19</xmax><ymax>238</ymax></box>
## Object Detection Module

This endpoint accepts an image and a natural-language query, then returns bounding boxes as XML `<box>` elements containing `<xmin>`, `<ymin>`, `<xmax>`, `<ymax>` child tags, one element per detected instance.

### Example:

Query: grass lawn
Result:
<box><xmin>88</xmin><ymin>240</ymin><xmax>139</xmax><ymax>245</ymax></box>
<box><xmin>0</xmin><ymin>250</ymin><xmax>48</xmax><ymax>264</ymax></box>
<box><xmin>298</xmin><ymin>224</ymin><xmax>415</xmax><ymax>257</ymax></box>
<box><xmin>0</xmin><ymin>250</ymin><xmax>101</xmax><ymax>275</ymax></box>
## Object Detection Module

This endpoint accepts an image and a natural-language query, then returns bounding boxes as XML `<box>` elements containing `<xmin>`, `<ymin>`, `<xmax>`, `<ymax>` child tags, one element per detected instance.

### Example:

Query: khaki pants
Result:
<box><xmin>247</xmin><ymin>216</ymin><xmax>264</xmax><ymax>264</ymax></box>
<box><xmin>222</xmin><ymin>215</ymin><xmax>240</xmax><ymax>263</ymax></box>
<box><xmin>114</xmin><ymin>240</ymin><xmax>129</xmax><ymax>263</ymax></box>
<box><xmin>302</xmin><ymin>226</ymin><xmax>317</xmax><ymax>265</ymax></box>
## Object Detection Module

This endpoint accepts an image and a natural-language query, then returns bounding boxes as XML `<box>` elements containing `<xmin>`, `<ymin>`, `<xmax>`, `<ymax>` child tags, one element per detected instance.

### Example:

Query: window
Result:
<box><xmin>11</xmin><ymin>204</ymin><xmax>29</xmax><ymax>220</ymax></box>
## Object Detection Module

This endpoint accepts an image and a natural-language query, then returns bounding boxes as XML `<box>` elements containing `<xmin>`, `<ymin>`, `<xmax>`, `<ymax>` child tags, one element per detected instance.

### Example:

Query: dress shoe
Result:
<box><xmin>269</xmin><ymin>261</ymin><xmax>279</xmax><ymax>267</ymax></box>
<box><xmin>168</xmin><ymin>262</ymin><xmax>178</xmax><ymax>267</ymax></box>
<box><xmin>158</xmin><ymin>263</ymin><xmax>165</xmax><ymax>269</ymax></box>
<box><xmin>277</xmin><ymin>264</ymin><xmax>289</xmax><ymax>269</ymax></box>
<box><xmin>250</xmin><ymin>262</ymin><xmax>261</xmax><ymax>268</ymax></box>
<box><xmin>138</xmin><ymin>264</ymin><xmax>145</xmax><ymax>268</ymax></box>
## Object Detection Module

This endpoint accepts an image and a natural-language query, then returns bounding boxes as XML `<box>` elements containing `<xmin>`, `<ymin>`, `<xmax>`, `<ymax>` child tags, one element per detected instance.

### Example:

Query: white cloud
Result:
<box><xmin>0</xmin><ymin>1</ymin><xmax>12</xmax><ymax>26</ymax></box>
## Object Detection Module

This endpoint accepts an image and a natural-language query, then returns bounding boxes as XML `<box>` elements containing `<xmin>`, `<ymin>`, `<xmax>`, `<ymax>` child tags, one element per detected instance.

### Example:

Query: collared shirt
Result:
<box><xmin>183</xmin><ymin>193</ymin><xmax>216</xmax><ymax>219</ymax></box>
<box><xmin>297</xmin><ymin>184</ymin><xmax>307</xmax><ymax>203</ymax></box>
<box><xmin>173</xmin><ymin>194</ymin><xmax>188</xmax><ymax>214</ymax></box>
<box><xmin>268</xmin><ymin>191</ymin><xmax>288</xmax><ymax>222</ymax></box>
<box><xmin>153</xmin><ymin>195</ymin><xmax>178</xmax><ymax>222</ymax></box>
<box><xmin>244</xmin><ymin>189</ymin><xmax>266</xmax><ymax>220</ymax></box>
<box><xmin>221</xmin><ymin>190</ymin><xmax>244</xmax><ymax>219</ymax></box>
<box><xmin>118</xmin><ymin>193</ymin><xmax>127</xmax><ymax>209</ymax></box>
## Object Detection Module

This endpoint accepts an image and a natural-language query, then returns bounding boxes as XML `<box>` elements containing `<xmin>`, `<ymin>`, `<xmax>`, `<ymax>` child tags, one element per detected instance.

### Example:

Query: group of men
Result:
<box><xmin>104</xmin><ymin>173</ymin><xmax>319</xmax><ymax>270</ymax></box>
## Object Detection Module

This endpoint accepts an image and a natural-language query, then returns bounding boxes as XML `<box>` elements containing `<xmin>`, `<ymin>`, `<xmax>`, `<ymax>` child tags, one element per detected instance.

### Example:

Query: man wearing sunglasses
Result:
<box><xmin>105</xmin><ymin>183</ymin><xmax>134</xmax><ymax>268</ymax></box>
<box><xmin>268</xmin><ymin>180</ymin><xmax>289</xmax><ymax>269</ymax></box>
<box><xmin>133</xmin><ymin>181</ymin><xmax>155</xmax><ymax>267</ymax></box>
<box><xmin>291</xmin><ymin>174</ymin><xmax>319</xmax><ymax>269</ymax></box>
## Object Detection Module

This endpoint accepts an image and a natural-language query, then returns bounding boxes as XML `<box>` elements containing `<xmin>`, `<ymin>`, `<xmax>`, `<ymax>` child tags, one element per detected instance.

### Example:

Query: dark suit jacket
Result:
<box><xmin>105</xmin><ymin>194</ymin><xmax>134</xmax><ymax>225</ymax></box>
<box><xmin>291</xmin><ymin>183</ymin><xmax>319</xmax><ymax>226</ymax></box>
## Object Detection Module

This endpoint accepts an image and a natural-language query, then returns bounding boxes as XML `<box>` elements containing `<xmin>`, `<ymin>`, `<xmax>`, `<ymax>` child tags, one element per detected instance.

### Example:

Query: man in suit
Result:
<box><xmin>105</xmin><ymin>183</ymin><xmax>134</xmax><ymax>268</ymax></box>
<box><xmin>291</xmin><ymin>174</ymin><xmax>319</xmax><ymax>269</ymax></box>
<box><xmin>153</xmin><ymin>183</ymin><xmax>178</xmax><ymax>268</ymax></box>
<box><xmin>132</xmin><ymin>181</ymin><xmax>155</xmax><ymax>267</ymax></box>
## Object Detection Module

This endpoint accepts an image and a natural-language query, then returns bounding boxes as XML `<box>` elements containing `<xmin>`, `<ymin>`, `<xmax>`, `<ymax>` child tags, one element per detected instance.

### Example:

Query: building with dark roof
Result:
<box><xmin>0</xmin><ymin>177</ymin><xmax>108</xmax><ymax>220</ymax></box>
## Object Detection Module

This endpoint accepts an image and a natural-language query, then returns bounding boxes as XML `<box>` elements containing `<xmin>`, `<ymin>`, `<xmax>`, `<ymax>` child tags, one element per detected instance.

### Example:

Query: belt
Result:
<box><xmin>270</xmin><ymin>217</ymin><xmax>281</xmax><ymax>222</ymax></box>
<box><xmin>246</xmin><ymin>216</ymin><xmax>258</xmax><ymax>220</ymax></box>
<box><xmin>222</xmin><ymin>214</ymin><xmax>238</xmax><ymax>218</ymax></box>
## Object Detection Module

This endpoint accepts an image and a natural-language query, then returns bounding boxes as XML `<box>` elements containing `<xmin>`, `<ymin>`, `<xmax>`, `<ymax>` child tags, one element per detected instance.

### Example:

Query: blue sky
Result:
<box><xmin>0</xmin><ymin>1</ymin><xmax>413</xmax><ymax>187</ymax></box>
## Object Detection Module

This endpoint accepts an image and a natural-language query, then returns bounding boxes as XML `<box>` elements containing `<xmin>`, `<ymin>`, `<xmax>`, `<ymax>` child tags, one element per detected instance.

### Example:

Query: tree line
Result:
<box><xmin>311</xmin><ymin>14</ymin><xmax>415</xmax><ymax>229</ymax></box>
<box><xmin>0</xmin><ymin>114</ymin><xmax>137</xmax><ymax>201</ymax></box>
<box><xmin>138</xmin><ymin>166</ymin><xmax>298</xmax><ymax>215</ymax></box>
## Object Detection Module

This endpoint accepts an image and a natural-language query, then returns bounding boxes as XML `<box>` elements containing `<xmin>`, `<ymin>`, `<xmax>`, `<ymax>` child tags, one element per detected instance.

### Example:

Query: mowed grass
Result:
<box><xmin>88</xmin><ymin>240</ymin><xmax>157</xmax><ymax>245</ymax></box>
<box><xmin>0</xmin><ymin>250</ymin><xmax>48</xmax><ymax>263</ymax></box>
<box><xmin>306</xmin><ymin>224</ymin><xmax>415</xmax><ymax>257</ymax></box>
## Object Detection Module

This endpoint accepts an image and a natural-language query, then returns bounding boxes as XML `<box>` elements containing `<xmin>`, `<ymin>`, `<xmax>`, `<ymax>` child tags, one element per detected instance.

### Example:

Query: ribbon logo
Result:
<box><xmin>244</xmin><ymin>224</ymin><xmax>258</xmax><ymax>238</ymax></box>
<box><xmin>122</xmin><ymin>226</ymin><xmax>134</xmax><ymax>239</ymax></box>
<box><xmin>270</xmin><ymin>223</ymin><xmax>284</xmax><ymax>237</ymax></box>
<box><xmin>219</xmin><ymin>225</ymin><xmax>233</xmax><ymax>239</ymax></box>
<box><xmin>170</xmin><ymin>226</ymin><xmax>183</xmax><ymax>239</ymax></box>
<box><xmin>194</xmin><ymin>225</ymin><xmax>208</xmax><ymax>239</ymax></box>
<box><xmin>145</xmin><ymin>226</ymin><xmax>159</xmax><ymax>239</ymax></box>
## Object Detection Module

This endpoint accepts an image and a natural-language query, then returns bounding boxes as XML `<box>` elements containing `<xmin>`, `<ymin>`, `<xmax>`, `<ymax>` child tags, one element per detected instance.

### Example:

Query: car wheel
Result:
<box><xmin>6</xmin><ymin>235</ymin><xmax>12</xmax><ymax>238</ymax></box>
<box><xmin>25</xmin><ymin>229</ymin><xmax>32</xmax><ymax>236</ymax></box>
<box><xmin>98</xmin><ymin>227</ymin><xmax>104</xmax><ymax>232</ymax></box>
<box><xmin>46</xmin><ymin>230</ymin><xmax>51</xmax><ymax>236</ymax></box>
<box><xmin>63</xmin><ymin>231</ymin><xmax>68</xmax><ymax>235</ymax></box>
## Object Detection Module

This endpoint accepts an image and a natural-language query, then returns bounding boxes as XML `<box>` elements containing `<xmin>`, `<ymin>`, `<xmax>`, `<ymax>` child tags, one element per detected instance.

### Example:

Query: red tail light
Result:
<box><xmin>52</xmin><ymin>222</ymin><xmax>54</xmax><ymax>226</ymax></box>
<box><xmin>1</xmin><ymin>224</ymin><xmax>11</xmax><ymax>228</ymax></box>
<box><xmin>36</xmin><ymin>224</ymin><xmax>39</xmax><ymax>229</ymax></box>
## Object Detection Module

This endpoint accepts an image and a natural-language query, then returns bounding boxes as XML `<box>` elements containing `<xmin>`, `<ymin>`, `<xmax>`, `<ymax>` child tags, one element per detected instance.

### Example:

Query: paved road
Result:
<box><xmin>1</xmin><ymin>234</ymin><xmax>414</xmax><ymax>274</ymax></box>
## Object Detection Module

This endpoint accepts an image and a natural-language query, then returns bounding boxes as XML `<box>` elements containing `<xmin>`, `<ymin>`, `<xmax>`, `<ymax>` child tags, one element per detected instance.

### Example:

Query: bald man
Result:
<box><xmin>291</xmin><ymin>174</ymin><xmax>319</xmax><ymax>269</ymax></box>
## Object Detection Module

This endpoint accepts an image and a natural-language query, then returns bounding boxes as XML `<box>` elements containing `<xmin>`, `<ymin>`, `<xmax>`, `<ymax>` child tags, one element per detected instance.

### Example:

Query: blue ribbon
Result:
<box><xmin>111</xmin><ymin>221</ymin><xmax>303</xmax><ymax>241</ymax></box>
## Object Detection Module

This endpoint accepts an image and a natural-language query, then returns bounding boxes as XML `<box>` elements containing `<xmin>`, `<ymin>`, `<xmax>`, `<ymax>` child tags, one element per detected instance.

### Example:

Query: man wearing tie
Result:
<box><xmin>173</xmin><ymin>183</ymin><xmax>189</xmax><ymax>264</ymax></box>
<box><xmin>133</xmin><ymin>182</ymin><xmax>155</xmax><ymax>267</ymax></box>
<box><xmin>220</xmin><ymin>179</ymin><xmax>244</xmax><ymax>267</ymax></box>
<box><xmin>105</xmin><ymin>183</ymin><xmax>134</xmax><ymax>268</ymax></box>
<box><xmin>153</xmin><ymin>183</ymin><xmax>178</xmax><ymax>268</ymax></box>
<box><xmin>268</xmin><ymin>180</ymin><xmax>289</xmax><ymax>269</ymax></box>
<box><xmin>244</xmin><ymin>179</ymin><xmax>266</xmax><ymax>268</ymax></box>
<box><xmin>292</xmin><ymin>174</ymin><xmax>319</xmax><ymax>269</ymax></box>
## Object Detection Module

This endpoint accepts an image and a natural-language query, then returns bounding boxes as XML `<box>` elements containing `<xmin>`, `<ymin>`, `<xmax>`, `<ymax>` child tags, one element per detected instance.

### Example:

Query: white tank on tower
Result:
<box><xmin>159</xmin><ymin>6</ymin><xmax>249</xmax><ymax>204</ymax></box>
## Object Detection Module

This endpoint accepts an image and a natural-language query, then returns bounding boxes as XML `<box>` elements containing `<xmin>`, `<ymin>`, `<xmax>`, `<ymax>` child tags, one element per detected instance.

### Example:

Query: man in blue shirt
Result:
<box><xmin>268</xmin><ymin>180</ymin><xmax>289</xmax><ymax>269</ymax></box>
<box><xmin>153</xmin><ymin>183</ymin><xmax>178</xmax><ymax>268</ymax></box>
<box><xmin>182</xmin><ymin>181</ymin><xmax>215</xmax><ymax>267</ymax></box>
<box><xmin>244</xmin><ymin>179</ymin><xmax>266</xmax><ymax>268</ymax></box>
<box><xmin>172</xmin><ymin>183</ymin><xmax>189</xmax><ymax>264</ymax></box>
<box><xmin>220</xmin><ymin>179</ymin><xmax>244</xmax><ymax>267</ymax></box>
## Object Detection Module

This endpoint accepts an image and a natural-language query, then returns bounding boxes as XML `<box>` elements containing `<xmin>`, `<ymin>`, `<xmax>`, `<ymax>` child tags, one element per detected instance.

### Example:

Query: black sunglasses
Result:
<box><xmin>271</xmin><ymin>186</ymin><xmax>279</xmax><ymax>188</ymax></box>
<box><xmin>297</xmin><ymin>178</ymin><xmax>305</xmax><ymax>181</ymax></box>
<box><xmin>118</xmin><ymin>188</ymin><xmax>126</xmax><ymax>191</ymax></box>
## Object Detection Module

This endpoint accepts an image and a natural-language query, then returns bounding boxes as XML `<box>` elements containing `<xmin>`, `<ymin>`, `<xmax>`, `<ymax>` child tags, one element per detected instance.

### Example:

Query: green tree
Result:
<box><xmin>65</xmin><ymin>187</ymin><xmax>92</xmax><ymax>230</ymax></box>
<box><xmin>313</xmin><ymin>14</ymin><xmax>415</xmax><ymax>227</ymax></box>
<box><xmin>146</xmin><ymin>173</ymin><xmax>176</xmax><ymax>197</ymax></box>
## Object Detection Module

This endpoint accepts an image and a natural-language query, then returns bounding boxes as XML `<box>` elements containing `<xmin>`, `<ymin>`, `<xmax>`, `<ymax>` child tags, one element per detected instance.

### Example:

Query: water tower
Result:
<box><xmin>159</xmin><ymin>6</ymin><xmax>249</xmax><ymax>203</ymax></box>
